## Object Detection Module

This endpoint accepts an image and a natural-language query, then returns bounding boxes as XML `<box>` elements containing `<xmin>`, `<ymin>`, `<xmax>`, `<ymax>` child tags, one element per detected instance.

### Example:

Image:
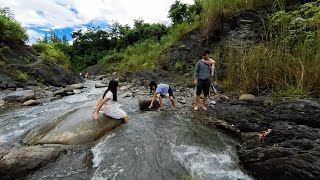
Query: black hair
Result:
<box><xmin>148</xmin><ymin>81</ymin><xmax>157</xmax><ymax>94</ymax></box>
<box><xmin>102</xmin><ymin>80</ymin><xmax>118</xmax><ymax>101</ymax></box>
<box><xmin>201</xmin><ymin>50</ymin><xmax>210</xmax><ymax>56</ymax></box>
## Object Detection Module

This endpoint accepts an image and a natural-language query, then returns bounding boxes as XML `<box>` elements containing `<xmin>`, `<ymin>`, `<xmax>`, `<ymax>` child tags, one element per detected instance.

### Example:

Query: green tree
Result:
<box><xmin>61</xmin><ymin>34</ymin><xmax>68</xmax><ymax>43</ymax></box>
<box><xmin>168</xmin><ymin>1</ymin><xmax>189</xmax><ymax>24</ymax></box>
<box><xmin>48</xmin><ymin>29</ymin><xmax>60</xmax><ymax>43</ymax></box>
<box><xmin>0</xmin><ymin>7</ymin><xmax>28</xmax><ymax>43</ymax></box>
<box><xmin>70</xmin><ymin>27</ymin><xmax>115</xmax><ymax>69</ymax></box>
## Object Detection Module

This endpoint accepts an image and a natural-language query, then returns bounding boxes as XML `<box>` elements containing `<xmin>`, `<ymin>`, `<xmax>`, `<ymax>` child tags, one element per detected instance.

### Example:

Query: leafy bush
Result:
<box><xmin>222</xmin><ymin>1</ymin><xmax>320</xmax><ymax>97</ymax></box>
<box><xmin>32</xmin><ymin>42</ymin><xmax>71</xmax><ymax>68</ymax></box>
<box><xmin>118</xmin><ymin>39</ymin><xmax>161</xmax><ymax>71</ymax></box>
<box><xmin>175</xmin><ymin>61</ymin><xmax>184</xmax><ymax>72</ymax></box>
<box><xmin>100</xmin><ymin>50</ymin><xmax>124</xmax><ymax>64</ymax></box>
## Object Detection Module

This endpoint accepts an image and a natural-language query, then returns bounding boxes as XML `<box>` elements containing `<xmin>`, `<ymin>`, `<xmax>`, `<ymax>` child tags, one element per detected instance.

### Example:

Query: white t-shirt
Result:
<box><xmin>103</xmin><ymin>91</ymin><xmax>127</xmax><ymax>119</ymax></box>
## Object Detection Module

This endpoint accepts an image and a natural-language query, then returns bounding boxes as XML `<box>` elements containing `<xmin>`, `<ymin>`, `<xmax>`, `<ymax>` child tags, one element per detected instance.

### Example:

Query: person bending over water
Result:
<box><xmin>148</xmin><ymin>81</ymin><xmax>176</xmax><ymax>110</ymax></box>
<box><xmin>94</xmin><ymin>80</ymin><xmax>128</xmax><ymax>123</ymax></box>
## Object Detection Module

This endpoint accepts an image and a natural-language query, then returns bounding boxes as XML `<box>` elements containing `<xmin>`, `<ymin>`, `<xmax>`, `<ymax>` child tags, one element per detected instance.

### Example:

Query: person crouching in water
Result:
<box><xmin>94</xmin><ymin>80</ymin><xmax>128</xmax><ymax>123</ymax></box>
<box><xmin>148</xmin><ymin>81</ymin><xmax>176</xmax><ymax>110</ymax></box>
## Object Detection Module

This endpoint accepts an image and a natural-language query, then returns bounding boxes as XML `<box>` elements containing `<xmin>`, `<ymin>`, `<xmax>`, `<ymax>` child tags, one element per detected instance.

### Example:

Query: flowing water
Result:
<box><xmin>0</xmin><ymin>80</ymin><xmax>252</xmax><ymax>180</ymax></box>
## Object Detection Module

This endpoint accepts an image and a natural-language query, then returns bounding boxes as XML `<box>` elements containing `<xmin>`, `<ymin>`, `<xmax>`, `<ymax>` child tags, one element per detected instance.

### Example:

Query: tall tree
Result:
<box><xmin>168</xmin><ymin>1</ymin><xmax>189</xmax><ymax>24</ymax></box>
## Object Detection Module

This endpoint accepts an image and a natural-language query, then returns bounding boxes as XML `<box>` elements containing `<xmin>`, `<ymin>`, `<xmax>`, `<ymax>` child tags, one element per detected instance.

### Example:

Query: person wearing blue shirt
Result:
<box><xmin>148</xmin><ymin>81</ymin><xmax>176</xmax><ymax>110</ymax></box>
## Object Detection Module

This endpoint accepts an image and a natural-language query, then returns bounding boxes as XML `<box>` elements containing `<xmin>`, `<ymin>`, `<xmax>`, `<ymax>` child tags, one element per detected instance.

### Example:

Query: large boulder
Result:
<box><xmin>23</xmin><ymin>104</ymin><xmax>124</xmax><ymax>145</ymax></box>
<box><xmin>3</xmin><ymin>90</ymin><xmax>35</xmax><ymax>102</ymax></box>
<box><xmin>0</xmin><ymin>145</ymin><xmax>66</xmax><ymax>179</ymax></box>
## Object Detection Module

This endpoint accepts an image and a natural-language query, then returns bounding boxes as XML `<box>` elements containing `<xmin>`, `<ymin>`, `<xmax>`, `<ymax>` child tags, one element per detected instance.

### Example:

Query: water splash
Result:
<box><xmin>91</xmin><ymin>133</ymin><xmax>116</xmax><ymax>168</ymax></box>
<box><xmin>171</xmin><ymin>144</ymin><xmax>252</xmax><ymax>180</ymax></box>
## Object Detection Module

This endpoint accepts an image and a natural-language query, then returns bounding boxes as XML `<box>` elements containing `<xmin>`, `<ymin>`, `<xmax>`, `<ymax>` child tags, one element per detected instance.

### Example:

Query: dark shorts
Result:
<box><xmin>196</xmin><ymin>79</ymin><xmax>210</xmax><ymax>96</ymax></box>
<box><xmin>160</xmin><ymin>86</ymin><xmax>174</xmax><ymax>98</ymax></box>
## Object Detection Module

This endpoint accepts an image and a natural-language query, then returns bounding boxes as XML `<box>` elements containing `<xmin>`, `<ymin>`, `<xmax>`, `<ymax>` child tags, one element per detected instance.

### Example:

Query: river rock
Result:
<box><xmin>0</xmin><ymin>145</ymin><xmax>66</xmax><ymax>179</ymax></box>
<box><xmin>0</xmin><ymin>82</ymin><xmax>7</xmax><ymax>89</ymax></box>
<box><xmin>53</xmin><ymin>88</ymin><xmax>74</xmax><ymax>97</ymax></box>
<box><xmin>239</xmin><ymin>94</ymin><xmax>255</xmax><ymax>100</ymax></box>
<box><xmin>65</xmin><ymin>83</ymin><xmax>84</xmax><ymax>91</ymax></box>
<box><xmin>73</xmin><ymin>89</ymin><xmax>82</xmax><ymax>94</ymax></box>
<box><xmin>96</xmin><ymin>75</ymin><xmax>107</xmax><ymax>80</ymax></box>
<box><xmin>3</xmin><ymin>90</ymin><xmax>35</xmax><ymax>102</ymax></box>
<box><xmin>138</xmin><ymin>99</ymin><xmax>160</xmax><ymax>110</ymax></box>
<box><xmin>122</xmin><ymin>92</ymin><xmax>133</xmax><ymax>98</ymax></box>
<box><xmin>0</xmin><ymin>147</ymin><xmax>9</xmax><ymax>159</ymax></box>
<box><xmin>23</xmin><ymin>104</ymin><xmax>124</xmax><ymax>145</ymax></box>
<box><xmin>95</xmin><ymin>82</ymin><xmax>108</xmax><ymax>88</ymax></box>
<box><xmin>6</xmin><ymin>82</ymin><xmax>17</xmax><ymax>89</ymax></box>
<box><xmin>120</xmin><ymin>85</ymin><xmax>132</xmax><ymax>91</ymax></box>
<box><xmin>0</xmin><ymin>100</ymin><xmax>5</xmax><ymax>107</ymax></box>
<box><xmin>23</xmin><ymin>99</ymin><xmax>40</xmax><ymax>106</ymax></box>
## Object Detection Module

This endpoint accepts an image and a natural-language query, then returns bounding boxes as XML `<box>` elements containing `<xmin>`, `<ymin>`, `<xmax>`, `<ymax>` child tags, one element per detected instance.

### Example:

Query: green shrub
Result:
<box><xmin>100</xmin><ymin>50</ymin><xmax>124</xmax><ymax>64</ymax></box>
<box><xmin>175</xmin><ymin>61</ymin><xmax>183</xmax><ymax>71</ymax></box>
<box><xmin>0</xmin><ymin>7</ymin><xmax>28</xmax><ymax>43</ymax></box>
<box><xmin>17</xmin><ymin>70</ymin><xmax>28</xmax><ymax>81</ymax></box>
<box><xmin>32</xmin><ymin>42</ymin><xmax>71</xmax><ymax>68</ymax></box>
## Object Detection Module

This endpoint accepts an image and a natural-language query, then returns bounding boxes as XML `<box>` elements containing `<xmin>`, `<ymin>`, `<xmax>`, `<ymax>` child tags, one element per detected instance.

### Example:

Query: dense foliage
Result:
<box><xmin>220</xmin><ymin>0</ymin><xmax>320</xmax><ymax>96</ymax></box>
<box><xmin>2</xmin><ymin>0</ymin><xmax>320</xmax><ymax>97</ymax></box>
<box><xmin>0</xmin><ymin>7</ymin><xmax>28</xmax><ymax>44</ymax></box>
<box><xmin>168</xmin><ymin>0</ymin><xmax>202</xmax><ymax>24</ymax></box>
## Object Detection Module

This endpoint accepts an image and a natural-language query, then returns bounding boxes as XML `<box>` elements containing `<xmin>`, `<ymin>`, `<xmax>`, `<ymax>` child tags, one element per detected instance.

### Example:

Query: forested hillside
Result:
<box><xmin>0</xmin><ymin>7</ymin><xmax>82</xmax><ymax>88</ymax></box>
<box><xmin>1</xmin><ymin>0</ymin><xmax>319</xmax><ymax>97</ymax></box>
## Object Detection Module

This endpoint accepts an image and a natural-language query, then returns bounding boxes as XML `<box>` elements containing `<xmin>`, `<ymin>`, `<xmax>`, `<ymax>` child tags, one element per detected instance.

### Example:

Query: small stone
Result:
<box><xmin>23</xmin><ymin>100</ymin><xmax>40</xmax><ymax>106</ymax></box>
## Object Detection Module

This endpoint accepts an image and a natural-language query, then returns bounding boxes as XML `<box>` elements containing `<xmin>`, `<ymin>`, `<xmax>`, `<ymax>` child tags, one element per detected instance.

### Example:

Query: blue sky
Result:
<box><xmin>0</xmin><ymin>0</ymin><xmax>193</xmax><ymax>44</ymax></box>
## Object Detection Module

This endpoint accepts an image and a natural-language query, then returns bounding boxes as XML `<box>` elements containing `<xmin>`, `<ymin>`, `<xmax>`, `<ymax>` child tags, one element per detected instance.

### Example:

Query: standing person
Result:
<box><xmin>194</xmin><ymin>50</ymin><xmax>212</xmax><ymax>111</ymax></box>
<box><xmin>94</xmin><ymin>80</ymin><xmax>128</xmax><ymax>123</ymax></box>
<box><xmin>148</xmin><ymin>81</ymin><xmax>176</xmax><ymax>110</ymax></box>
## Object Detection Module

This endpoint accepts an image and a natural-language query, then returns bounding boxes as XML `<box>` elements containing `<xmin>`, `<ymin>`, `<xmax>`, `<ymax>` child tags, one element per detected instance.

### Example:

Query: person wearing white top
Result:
<box><xmin>94</xmin><ymin>80</ymin><xmax>128</xmax><ymax>123</ymax></box>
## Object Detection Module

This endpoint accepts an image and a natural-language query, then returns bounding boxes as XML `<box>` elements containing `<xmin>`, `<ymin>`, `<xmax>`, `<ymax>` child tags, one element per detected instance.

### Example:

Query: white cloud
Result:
<box><xmin>0</xmin><ymin>0</ymin><xmax>194</xmax><ymax>41</ymax></box>
<box><xmin>1</xmin><ymin>0</ymin><xmax>194</xmax><ymax>27</ymax></box>
<box><xmin>26</xmin><ymin>29</ymin><xmax>44</xmax><ymax>44</ymax></box>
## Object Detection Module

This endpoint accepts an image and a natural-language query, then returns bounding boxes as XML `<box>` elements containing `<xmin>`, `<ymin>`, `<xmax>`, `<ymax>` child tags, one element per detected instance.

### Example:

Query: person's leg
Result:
<box><xmin>169</xmin><ymin>96</ymin><xmax>176</xmax><ymax>109</ymax></box>
<box><xmin>202</xmin><ymin>80</ymin><xmax>210</xmax><ymax>111</ymax></box>
<box><xmin>202</xmin><ymin>96</ymin><xmax>208</xmax><ymax>111</ymax></box>
<box><xmin>168</xmin><ymin>87</ymin><xmax>176</xmax><ymax>109</ymax></box>
<box><xmin>194</xmin><ymin>95</ymin><xmax>200</xmax><ymax>110</ymax></box>
<box><xmin>159</xmin><ymin>96</ymin><xmax>164</xmax><ymax>110</ymax></box>
<box><xmin>95</xmin><ymin>98</ymin><xmax>102</xmax><ymax>108</ymax></box>
<box><xmin>194</xmin><ymin>80</ymin><xmax>203</xmax><ymax>110</ymax></box>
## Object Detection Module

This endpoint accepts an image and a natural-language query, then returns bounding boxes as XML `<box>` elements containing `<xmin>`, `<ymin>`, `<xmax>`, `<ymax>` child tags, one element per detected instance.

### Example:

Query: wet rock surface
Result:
<box><xmin>0</xmin><ymin>145</ymin><xmax>67</xmax><ymax>179</ymax></box>
<box><xmin>204</xmin><ymin>97</ymin><xmax>320</xmax><ymax>180</ymax></box>
<box><xmin>1</xmin><ymin>76</ymin><xmax>320</xmax><ymax>180</ymax></box>
<box><xmin>23</xmin><ymin>105</ymin><xmax>124</xmax><ymax>145</ymax></box>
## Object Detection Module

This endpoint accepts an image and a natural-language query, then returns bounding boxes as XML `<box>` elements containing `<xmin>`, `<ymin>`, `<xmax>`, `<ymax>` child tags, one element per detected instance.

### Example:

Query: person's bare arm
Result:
<box><xmin>148</xmin><ymin>93</ymin><xmax>157</xmax><ymax>109</ymax></box>
<box><xmin>94</xmin><ymin>97</ymin><xmax>109</xmax><ymax>119</ymax></box>
<box><xmin>194</xmin><ymin>61</ymin><xmax>200</xmax><ymax>85</ymax></box>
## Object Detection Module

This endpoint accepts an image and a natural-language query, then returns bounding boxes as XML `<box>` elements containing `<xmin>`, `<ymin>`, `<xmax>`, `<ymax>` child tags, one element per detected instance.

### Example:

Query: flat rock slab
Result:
<box><xmin>23</xmin><ymin>103</ymin><xmax>123</xmax><ymax>145</ymax></box>
<box><xmin>3</xmin><ymin>90</ymin><xmax>35</xmax><ymax>102</ymax></box>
